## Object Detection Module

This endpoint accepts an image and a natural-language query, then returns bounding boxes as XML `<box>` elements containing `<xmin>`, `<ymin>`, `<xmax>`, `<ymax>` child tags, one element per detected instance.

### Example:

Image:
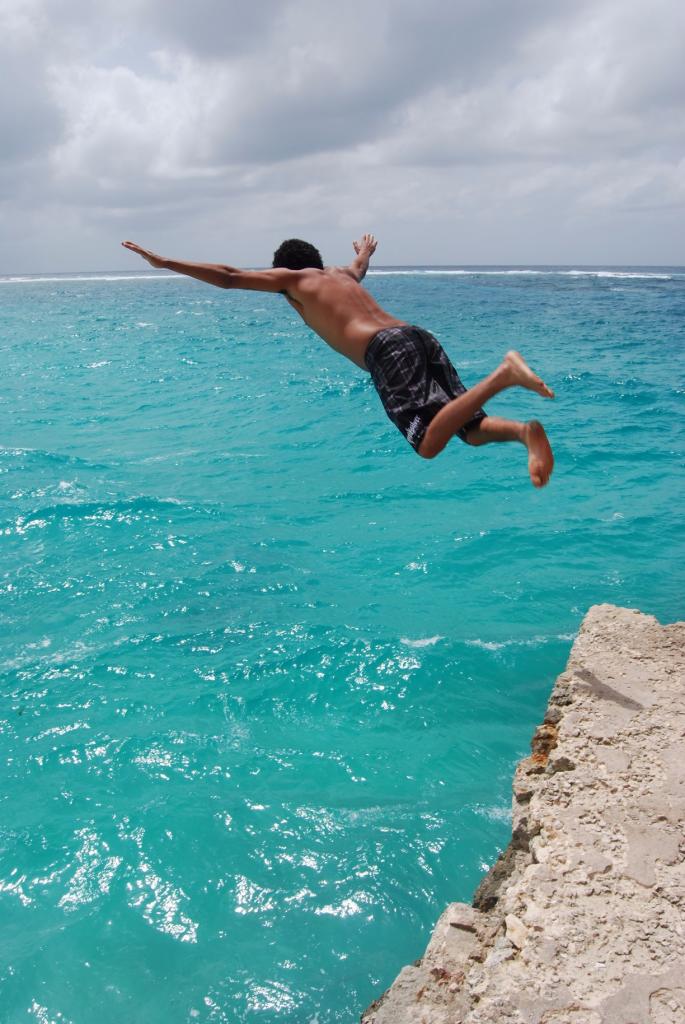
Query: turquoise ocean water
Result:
<box><xmin>1</xmin><ymin>266</ymin><xmax>683</xmax><ymax>1023</ymax></box>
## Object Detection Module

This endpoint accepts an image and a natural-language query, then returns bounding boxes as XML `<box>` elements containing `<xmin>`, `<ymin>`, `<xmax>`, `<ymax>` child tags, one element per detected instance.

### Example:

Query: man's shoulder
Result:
<box><xmin>325</xmin><ymin>265</ymin><xmax>366</xmax><ymax>284</ymax></box>
<box><xmin>293</xmin><ymin>267</ymin><xmax>342</xmax><ymax>289</ymax></box>
<box><xmin>290</xmin><ymin>267</ymin><xmax>358</xmax><ymax>296</ymax></box>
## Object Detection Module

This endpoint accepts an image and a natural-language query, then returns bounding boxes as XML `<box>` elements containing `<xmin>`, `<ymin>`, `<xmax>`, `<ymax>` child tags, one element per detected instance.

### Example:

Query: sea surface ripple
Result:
<box><xmin>1</xmin><ymin>267</ymin><xmax>683</xmax><ymax>1022</ymax></box>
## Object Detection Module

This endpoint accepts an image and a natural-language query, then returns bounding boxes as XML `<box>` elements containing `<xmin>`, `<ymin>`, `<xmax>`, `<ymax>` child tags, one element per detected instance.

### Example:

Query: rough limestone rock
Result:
<box><xmin>361</xmin><ymin>605</ymin><xmax>685</xmax><ymax>1024</ymax></box>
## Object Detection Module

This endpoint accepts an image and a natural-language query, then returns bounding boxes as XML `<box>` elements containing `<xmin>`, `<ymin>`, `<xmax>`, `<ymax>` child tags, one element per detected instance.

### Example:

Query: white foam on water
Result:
<box><xmin>400</xmin><ymin>635</ymin><xmax>443</xmax><ymax>648</ymax></box>
<box><xmin>474</xmin><ymin>804</ymin><xmax>513</xmax><ymax>823</ymax></box>
<box><xmin>369</xmin><ymin>269</ymin><xmax>678</xmax><ymax>280</ymax></box>
<box><xmin>0</xmin><ymin>273</ymin><xmax>177</xmax><ymax>284</ymax></box>
<box><xmin>466</xmin><ymin>632</ymin><xmax>576</xmax><ymax>651</ymax></box>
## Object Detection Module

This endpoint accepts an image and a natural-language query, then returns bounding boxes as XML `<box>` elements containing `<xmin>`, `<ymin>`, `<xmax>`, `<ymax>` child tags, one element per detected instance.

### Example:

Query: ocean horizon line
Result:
<box><xmin>2</xmin><ymin>263</ymin><xmax>684</xmax><ymax>285</ymax></box>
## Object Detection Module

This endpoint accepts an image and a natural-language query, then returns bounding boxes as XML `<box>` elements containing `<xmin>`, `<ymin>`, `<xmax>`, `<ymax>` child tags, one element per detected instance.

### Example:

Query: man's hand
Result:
<box><xmin>353</xmin><ymin>233</ymin><xmax>377</xmax><ymax>257</ymax></box>
<box><xmin>347</xmin><ymin>233</ymin><xmax>377</xmax><ymax>281</ymax></box>
<box><xmin>122</xmin><ymin>241</ymin><xmax>166</xmax><ymax>269</ymax></box>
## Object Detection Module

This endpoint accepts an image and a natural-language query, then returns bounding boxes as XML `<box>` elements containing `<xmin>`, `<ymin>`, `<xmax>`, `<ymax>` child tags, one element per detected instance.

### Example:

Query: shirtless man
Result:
<box><xmin>122</xmin><ymin>235</ymin><xmax>554</xmax><ymax>486</ymax></box>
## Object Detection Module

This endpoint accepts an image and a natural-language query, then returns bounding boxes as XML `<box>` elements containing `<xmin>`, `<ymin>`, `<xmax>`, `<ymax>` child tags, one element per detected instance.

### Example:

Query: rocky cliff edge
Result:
<box><xmin>361</xmin><ymin>604</ymin><xmax>685</xmax><ymax>1024</ymax></box>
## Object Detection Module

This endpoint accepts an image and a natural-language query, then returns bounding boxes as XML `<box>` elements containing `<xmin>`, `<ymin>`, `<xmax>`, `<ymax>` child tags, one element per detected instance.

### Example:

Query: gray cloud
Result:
<box><xmin>0</xmin><ymin>0</ymin><xmax>683</xmax><ymax>272</ymax></box>
<box><xmin>138</xmin><ymin>0</ymin><xmax>284</xmax><ymax>59</ymax></box>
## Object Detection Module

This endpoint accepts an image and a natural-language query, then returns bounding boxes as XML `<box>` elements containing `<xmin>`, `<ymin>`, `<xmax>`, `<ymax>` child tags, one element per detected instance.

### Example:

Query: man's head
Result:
<box><xmin>272</xmin><ymin>239</ymin><xmax>323</xmax><ymax>271</ymax></box>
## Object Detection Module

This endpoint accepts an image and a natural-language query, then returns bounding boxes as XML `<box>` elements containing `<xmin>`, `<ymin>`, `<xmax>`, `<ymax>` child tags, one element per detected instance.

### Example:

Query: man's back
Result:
<box><xmin>282</xmin><ymin>267</ymin><xmax>405</xmax><ymax>367</ymax></box>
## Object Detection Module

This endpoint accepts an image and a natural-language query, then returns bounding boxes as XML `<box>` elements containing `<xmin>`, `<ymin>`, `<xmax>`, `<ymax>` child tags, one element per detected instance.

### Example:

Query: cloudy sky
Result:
<box><xmin>0</xmin><ymin>0</ymin><xmax>683</xmax><ymax>272</ymax></box>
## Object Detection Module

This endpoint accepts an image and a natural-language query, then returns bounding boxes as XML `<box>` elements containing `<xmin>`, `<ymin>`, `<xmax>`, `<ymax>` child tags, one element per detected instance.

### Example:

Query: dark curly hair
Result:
<box><xmin>272</xmin><ymin>239</ymin><xmax>324</xmax><ymax>271</ymax></box>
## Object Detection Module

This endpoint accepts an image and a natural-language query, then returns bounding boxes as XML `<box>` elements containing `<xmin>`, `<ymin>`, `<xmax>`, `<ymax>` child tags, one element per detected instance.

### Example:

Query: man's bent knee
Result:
<box><xmin>418</xmin><ymin>436</ymin><xmax>441</xmax><ymax>459</ymax></box>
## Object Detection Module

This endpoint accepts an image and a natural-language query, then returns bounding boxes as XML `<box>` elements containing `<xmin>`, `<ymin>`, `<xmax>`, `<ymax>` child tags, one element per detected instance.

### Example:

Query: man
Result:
<box><xmin>122</xmin><ymin>235</ymin><xmax>554</xmax><ymax>486</ymax></box>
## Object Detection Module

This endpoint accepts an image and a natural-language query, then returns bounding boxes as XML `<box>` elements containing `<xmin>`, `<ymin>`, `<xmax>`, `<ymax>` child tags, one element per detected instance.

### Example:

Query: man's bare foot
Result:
<box><xmin>503</xmin><ymin>350</ymin><xmax>554</xmax><ymax>399</ymax></box>
<box><xmin>523</xmin><ymin>420</ymin><xmax>554</xmax><ymax>487</ymax></box>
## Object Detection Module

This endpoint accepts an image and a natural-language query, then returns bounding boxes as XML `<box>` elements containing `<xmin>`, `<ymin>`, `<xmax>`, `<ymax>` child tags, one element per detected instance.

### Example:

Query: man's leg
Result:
<box><xmin>418</xmin><ymin>350</ymin><xmax>553</xmax><ymax>459</ymax></box>
<box><xmin>463</xmin><ymin>416</ymin><xmax>554</xmax><ymax>488</ymax></box>
<box><xmin>463</xmin><ymin>416</ymin><xmax>526</xmax><ymax>445</ymax></box>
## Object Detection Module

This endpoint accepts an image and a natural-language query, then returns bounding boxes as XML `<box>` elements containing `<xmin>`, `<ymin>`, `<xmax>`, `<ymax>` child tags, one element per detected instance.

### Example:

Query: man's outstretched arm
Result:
<box><xmin>121</xmin><ymin>241</ymin><xmax>296</xmax><ymax>292</ymax></box>
<box><xmin>346</xmin><ymin>233</ymin><xmax>378</xmax><ymax>281</ymax></box>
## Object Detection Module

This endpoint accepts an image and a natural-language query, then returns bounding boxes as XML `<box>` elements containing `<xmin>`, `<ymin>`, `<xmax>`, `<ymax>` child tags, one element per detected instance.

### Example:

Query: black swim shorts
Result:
<box><xmin>365</xmin><ymin>325</ymin><xmax>487</xmax><ymax>453</ymax></box>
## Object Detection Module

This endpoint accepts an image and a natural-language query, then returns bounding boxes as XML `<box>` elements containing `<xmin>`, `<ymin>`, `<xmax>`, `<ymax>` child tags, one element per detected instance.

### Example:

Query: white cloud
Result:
<box><xmin>0</xmin><ymin>0</ymin><xmax>683</xmax><ymax>271</ymax></box>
